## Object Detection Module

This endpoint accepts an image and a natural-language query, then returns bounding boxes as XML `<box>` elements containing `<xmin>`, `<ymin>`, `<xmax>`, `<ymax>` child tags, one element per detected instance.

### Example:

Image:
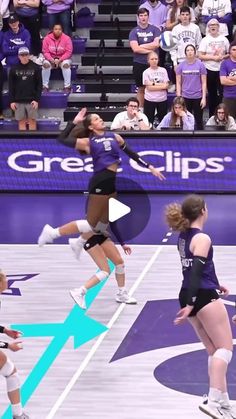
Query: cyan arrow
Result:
<box><xmin>2</xmin><ymin>260</ymin><xmax>115</xmax><ymax>418</ymax></box>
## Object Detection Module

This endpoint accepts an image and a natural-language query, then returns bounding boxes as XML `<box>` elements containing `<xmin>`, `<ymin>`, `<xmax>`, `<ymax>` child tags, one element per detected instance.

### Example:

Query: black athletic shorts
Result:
<box><xmin>133</xmin><ymin>62</ymin><xmax>149</xmax><ymax>87</ymax></box>
<box><xmin>84</xmin><ymin>234</ymin><xmax>108</xmax><ymax>251</ymax></box>
<box><xmin>88</xmin><ymin>169</ymin><xmax>116</xmax><ymax>195</ymax></box>
<box><xmin>179</xmin><ymin>288</ymin><xmax>220</xmax><ymax>317</ymax></box>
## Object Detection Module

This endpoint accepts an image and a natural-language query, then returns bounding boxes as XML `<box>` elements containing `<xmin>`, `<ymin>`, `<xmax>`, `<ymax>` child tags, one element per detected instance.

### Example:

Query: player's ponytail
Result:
<box><xmin>165</xmin><ymin>194</ymin><xmax>206</xmax><ymax>231</ymax></box>
<box><xmin>165</xmin><ymin>203</ymin><xmax>190</xmax><ymax>231</ymax></box>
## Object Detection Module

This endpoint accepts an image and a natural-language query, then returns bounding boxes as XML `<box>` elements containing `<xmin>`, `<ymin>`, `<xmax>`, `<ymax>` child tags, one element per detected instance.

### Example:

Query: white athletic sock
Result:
<box><xmin>78</xmin><ymin>236</ymin><xmax>86</xmax><ymax>244</ymax></box>
<box><xmin>208</xmin><ymin>387</ymin><xmax>222</xmax><ymax>402</ymax></box>
<box><xmin>81</xmin><ymin>286</ymin><xmax>87</xmax><ymax>294</ymax></box>
<box><xmin>12</xmin><ymin>403</ymin><xmax>23</xmax><ymax>416</ymax></box>
<box><xmin>118</xmin><ymin>287</ymin><xmax>125</xmax><ymax>293</ymax></box>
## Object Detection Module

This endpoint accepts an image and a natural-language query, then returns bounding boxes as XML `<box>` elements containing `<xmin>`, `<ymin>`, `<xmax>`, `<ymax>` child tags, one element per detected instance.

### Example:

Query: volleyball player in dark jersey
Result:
<box><xmin>0</xmin><ymin>272</ymin><xmax>29</xmax><ymax>419</ymax></box>
<box><xmin>70</xmin><ymin>232</ymin><xmax>137</xmax><ymax>309</ymax></box>
<box><xmin>38</xmin><ymin>107</ymin><xmax>165</xmax><ymax>246</ymax></box>
<box><xmin>166</xmin><ymin>194</ymin><xmax>234</xmax><ymax>419</ymax></box>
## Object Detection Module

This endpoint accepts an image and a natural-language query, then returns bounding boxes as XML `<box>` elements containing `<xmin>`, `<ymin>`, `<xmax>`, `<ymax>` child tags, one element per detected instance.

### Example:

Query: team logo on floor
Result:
<box><xmin>110</xmin><ymin>298</ymin><xmax>236</xmax><ymax>399</ymax></box>
<box><xmin>2</xmin><ymin>273</ymin><xmax>39</xmax><ymax>296</ymax></box>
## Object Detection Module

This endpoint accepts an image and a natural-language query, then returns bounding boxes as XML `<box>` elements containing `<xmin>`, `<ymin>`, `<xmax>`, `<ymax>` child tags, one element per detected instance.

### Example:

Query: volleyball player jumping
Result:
<box><xmin>38</xmin><ymin>108</ymin><xmax>165</xmax><ymax>246</ymax></box>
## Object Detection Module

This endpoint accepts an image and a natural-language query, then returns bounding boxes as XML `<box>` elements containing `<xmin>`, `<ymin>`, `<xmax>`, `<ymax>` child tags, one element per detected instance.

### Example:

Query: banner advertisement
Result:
<box><xmin>0</xmin><ymin>136</ymin><xmax>235</xmax><ymax>192</ymax></box>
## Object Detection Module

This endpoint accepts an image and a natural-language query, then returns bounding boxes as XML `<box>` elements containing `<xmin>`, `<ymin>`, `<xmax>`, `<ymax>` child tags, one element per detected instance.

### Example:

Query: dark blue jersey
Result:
<box><xmin>178</xmin><ymin>228</ymin><xmax>219</xmax><ymax>289</ymax></box>
<box><xmin>89</xmin><ymin>131</ymin><xmax>121</xmax><ymax>172</ymax></box>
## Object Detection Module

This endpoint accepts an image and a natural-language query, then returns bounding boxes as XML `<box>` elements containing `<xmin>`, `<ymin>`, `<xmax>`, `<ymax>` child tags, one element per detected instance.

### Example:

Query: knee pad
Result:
<box><xmin>95</xmin><ymin>270</ymin><xmax>109</xmax><ymax>282</ymax></box>
<box><xmin>76</xmin><ymin>220</ymin><xmax>92</xmax><ymax>233</ymax></box>
<box><xmin>6</xmin><ymin>371</ymin><xmax>20</xmax><ymax>392</ymax></box>
<box><xmin>0</xmin><ymin>358</ymin><xmax>14</xmax><ymax>377</ymax></box>
<box><xmin>115</xmin><ymin>264</ymin><xmax>125</xmax><ymax>275</ymax></box>
<box><xmin>84</xmin><ymin>235</ymin><xmax>107</xmax><ymax>251</ymax></box>
<box><xmin>213</xmin><ymin>348</ymin><xmax>232</xmax><ymax>365</ymax></box>
<box><xmin>94</xmin><ymin>221</ymin><xmax>108</xmax><ymax>234</ymax></box>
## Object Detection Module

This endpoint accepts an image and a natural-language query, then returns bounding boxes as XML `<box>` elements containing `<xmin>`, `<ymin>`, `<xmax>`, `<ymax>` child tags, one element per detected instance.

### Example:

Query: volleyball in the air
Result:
<box><xmin>159</xmin><ymin>31</ymin><xmax>177</xmax><ymax>51</ymax></box>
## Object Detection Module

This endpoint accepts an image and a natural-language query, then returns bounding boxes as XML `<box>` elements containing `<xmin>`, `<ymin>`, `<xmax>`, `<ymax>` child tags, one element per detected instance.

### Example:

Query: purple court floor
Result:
<box><xmin>0</xmin><ymin>193</ymin><xmax>236</xmax><ymax>245</ymax></box>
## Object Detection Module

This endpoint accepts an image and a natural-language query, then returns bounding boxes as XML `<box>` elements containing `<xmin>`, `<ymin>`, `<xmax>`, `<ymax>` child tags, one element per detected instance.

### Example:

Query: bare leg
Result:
<box><xmin>28</xmin><ymin>118</ymin><xmax>37</xmax><ymax>130</ymax></box>
<box><xmin>100</xmin><ymin>239</ymin><xmax>125</xmax><ymax>287</ymax></box>
<box><xmin>0</xmin><ymin>352</ymin><xmax>22</xmax><ymax>415</ymax></box>
<box><xmin>18</xmin><ymin>119</ymin><xmax>27</xmax><ymax>130</ymax></box>
<box><xmin>137</xmin><ymin>86</ymin><xmax>145</xmax><ymax>108</ymax></box>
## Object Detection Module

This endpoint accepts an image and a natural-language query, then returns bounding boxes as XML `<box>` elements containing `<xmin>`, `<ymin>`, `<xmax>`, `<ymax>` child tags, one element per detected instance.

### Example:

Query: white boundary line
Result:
<box><xmin>46</xmin><ymin>245</ymin><xmax>163</xmax><ymax>419</ymax></box>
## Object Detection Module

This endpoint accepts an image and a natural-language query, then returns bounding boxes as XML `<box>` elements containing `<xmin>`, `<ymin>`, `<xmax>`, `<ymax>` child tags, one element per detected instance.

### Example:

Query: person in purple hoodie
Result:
<box><xmin>2</xmin><ymin>13</ymin><xmax>31</xmax><ymax>67</ymax></box>
<box><xmin>166</xmin><ymin>194</ymin><xmax>234</xmax><ymax>419</ymax></box>
<box><xmin>37</xmin><ymin>107</ymin><xmax>165</xmax><ymax>246</ymax></box>
<box><xmin>42</xmin><ymin>0</ymin><xmax>74</xmax><ymax>36</ymax></box>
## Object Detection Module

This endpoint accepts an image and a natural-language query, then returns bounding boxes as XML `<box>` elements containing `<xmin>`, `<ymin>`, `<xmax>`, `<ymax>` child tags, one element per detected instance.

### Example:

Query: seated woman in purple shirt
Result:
<box><xmin>157</xmin><ymin>96</ymin><xmax>195</xmax><ymax>130</ymax></box>
<box><xmin>176</xmin><ymin>44</ymin><xmax>207</xmax><ymax>130</ymax></box>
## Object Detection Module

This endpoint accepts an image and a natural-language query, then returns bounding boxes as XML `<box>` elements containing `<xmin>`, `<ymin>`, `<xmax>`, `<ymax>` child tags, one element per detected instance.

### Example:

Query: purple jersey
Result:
<box><xmin>89</xmin><ymin>131</ymin><xmax>121</xmax><ymax>172</ymax></box>
<box><xmin>178</xmin><ymin>228</ymin><xmax>219</xmax><ymax>289</ymax></box>
<box><xmin>220</xmin><ymin>58</ymin><xmax>236</xmax><ymax>98</ymax></box>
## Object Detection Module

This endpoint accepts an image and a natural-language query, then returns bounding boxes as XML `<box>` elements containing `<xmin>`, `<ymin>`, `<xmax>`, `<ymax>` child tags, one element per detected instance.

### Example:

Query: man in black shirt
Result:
<box><xmin>9</xmin><ymin>47</ymin><xmax>42</xmax><ymax>130</ymax></box>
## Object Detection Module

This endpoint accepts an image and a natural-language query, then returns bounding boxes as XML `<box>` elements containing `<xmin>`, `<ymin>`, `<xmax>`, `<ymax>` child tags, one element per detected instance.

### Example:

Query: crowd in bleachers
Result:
<box><xmin>0</xmin><ymin>0</ymin><xmax>236</xmax><ymax>130</ymax></box>
<box><xmin>126</xmin><ymin>0</ymin><xmax>236</xmax><ymax>131</ymax></box>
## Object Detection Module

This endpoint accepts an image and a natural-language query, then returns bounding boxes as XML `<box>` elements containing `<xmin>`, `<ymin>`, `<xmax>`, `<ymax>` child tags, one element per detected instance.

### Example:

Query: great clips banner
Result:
<box><xmin>0</xmin><ymin>136</ymin><xmax>235</xmax><ymax>192</ymax></box>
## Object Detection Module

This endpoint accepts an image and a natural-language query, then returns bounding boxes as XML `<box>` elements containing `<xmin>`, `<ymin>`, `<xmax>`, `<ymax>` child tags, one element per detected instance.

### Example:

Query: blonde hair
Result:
<box><xmin>165</xmin><ymin>194</ymin><xmax>205</xmax><ymax>231</ymax></box>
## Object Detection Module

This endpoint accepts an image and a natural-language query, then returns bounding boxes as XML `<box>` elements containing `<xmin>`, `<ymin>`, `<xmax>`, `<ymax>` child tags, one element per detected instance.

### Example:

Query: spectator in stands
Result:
<box><xmin>157</xmin><ymin>95</ymin><xmax>195</xmax><ymax>129</ymax></box>
<box><xmin>170</xmin><ymin>6</ymin><xmax>202</xmax><ymax>69</ymax></box>
<box><xmin>42</xmin><ymin>23</ymin><xmax>73</xmax><ymax>93</ymax></box>
<box><xmin>0</xmin><ymin>0</ymin><xmax>10</xmax><ymax>31</ymax></box>
<box><xmin>9</xmin><ymin>46</ymin><xmax>42</xmax><ymax>130</ymax></box>
<box><xmin>140</xmin><ymin>0</ymin><xmax>168</xmax><ymax>32</ymax></box>
<box><xmin>143</xmin><ymin>51</ymin><xmax>169</xmax><ymax>126</ymax></box>
<box><xmin>176</xmin><ymin>44</ymin><xmax>206</xmax><ymax>129</ymax></box>
<box><xmin>205</xmin><ymin>102</ymin><xmax>236</xmax><ymax>130</ymax></box>
<box><xmin>166</xmin><ymin>0</ymin><xmax>195</xmax><ymax>30</ymax></box>
<box><xmin>194</xmin><ymin>0</ymin><xmax>206</xmax><ymax>36</ymax></box>
<box><xmin>201</xmin><ymin>0</ymin><xmax>232</xmax><ymax>38</ymax></box>
<box><xmin>42</xmin><ymin>0</ymin><xmax>74</xmax><ymax>36</ymax></box>
<box><xmin>2</xmin><ymin>13</ymin><xmax>31</xmax><ymax>66</ymax></box>
<box><xmin>140</xmin><ymin>0</ymin><xmax>168</xmax><ymax>67</ymax></box>
<box><xmin>13</xmin><ymin>0</ymin><xmax>41</xmax><ymax>58</ymax></box>
<box><xmin>0</xmin><ymin>29</ymin><xmax>4</xmax><ymax>119</ymax></box>
<box><xmin>129</xmin><ymin>7</ymin><xmax>159</xmax><ymax>108</ymax></box>
<box><xmin>220</xmin><ymin>42</ymin><xmax>236</xmax><ymax>119</ymax></box>
<box><xmin>198</xmin><ymin>19</ymin><xmax>229</xmax><ymax>116</ymax></box>
<box><xmin>110</xmin><ymin>97</ymin><xmax>150</xmax><ymax>130</ymax></box>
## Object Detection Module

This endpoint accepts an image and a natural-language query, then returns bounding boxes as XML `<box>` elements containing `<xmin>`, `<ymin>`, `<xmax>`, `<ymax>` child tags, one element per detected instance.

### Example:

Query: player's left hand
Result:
<box><xmin>219</xmin><ymin>285</ymin><xmax>229</xmax><ymax>297</ymax></box>
<box><xmin>122</xmin><ymin>244</ymin><xmax>131</xmax><ymax>255</ymax></box>
<box><xmin>4</xmin><ymin>328</ymin><xmax>22</xmax><ymax>340</ymax></box>
<box><xmin>174</xmin><ymin>305</ymin><xmax>193</xmax><ymax>325</ymax></box>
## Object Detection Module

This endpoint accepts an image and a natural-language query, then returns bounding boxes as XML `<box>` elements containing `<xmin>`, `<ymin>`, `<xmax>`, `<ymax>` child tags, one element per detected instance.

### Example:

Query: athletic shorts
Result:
<box><xmin>179</xmin><ymin>288</ymin><xmax>220</xmax><ymax>317</ymax></box>
<box><xmin>84</xmin><ymin>234</ymin><xmax>108</xmax><ymax>251</ymax></box>
<box><xmin>15</xmin><ymin>103</ymin><xmax>38</xmax><ymax>121</ymax></box>
<box><xmin>133</xmin><ymin>62</ymin><xmax>149</xmax><ymax>87</ymax></box>
<box><xmin>88</xmin><ymin>169</ymin><xmax>116</xmax><ymax>195</ymax></box>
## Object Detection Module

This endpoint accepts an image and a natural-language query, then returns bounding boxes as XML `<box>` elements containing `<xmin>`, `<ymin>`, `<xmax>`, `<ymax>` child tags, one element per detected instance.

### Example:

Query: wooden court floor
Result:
<box><xmin>0</xmin><ymin>244</ymin><xmax>236</xmax><ymax>419</ymax></box>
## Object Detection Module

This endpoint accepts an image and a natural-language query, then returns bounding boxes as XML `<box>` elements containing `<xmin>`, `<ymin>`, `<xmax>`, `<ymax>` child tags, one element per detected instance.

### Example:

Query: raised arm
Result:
<box><xmin>114</xmin><ymin>134</ymin><xmax>165</xmax><ymax>180</ymax></box>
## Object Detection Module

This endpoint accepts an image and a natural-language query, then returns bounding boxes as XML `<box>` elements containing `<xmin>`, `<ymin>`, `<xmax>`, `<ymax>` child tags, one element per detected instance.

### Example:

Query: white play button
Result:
<box><xmin>108</xmin><ymin>197</ymin><xmax>131</xmax><ymax>222</ymax></box>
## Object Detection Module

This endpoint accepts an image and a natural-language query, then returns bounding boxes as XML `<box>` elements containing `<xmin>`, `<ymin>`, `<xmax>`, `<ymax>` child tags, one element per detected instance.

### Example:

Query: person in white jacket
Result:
<box><xmin>201</xmin><ymin>0</ymin><xmax>232</xmax><ymax>37</ymax></box>
<box><xmin>0</xmin><ymin>0</ymin><xmax>10</xmax><ymax>31</ymax></box>
<box><xmin>170</xmin><ymin>6</ymin><xmax>202</xmax><ymax>68</ymax></box>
